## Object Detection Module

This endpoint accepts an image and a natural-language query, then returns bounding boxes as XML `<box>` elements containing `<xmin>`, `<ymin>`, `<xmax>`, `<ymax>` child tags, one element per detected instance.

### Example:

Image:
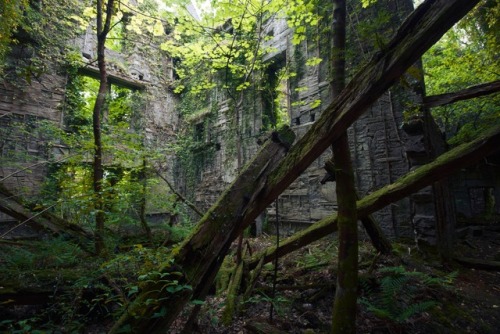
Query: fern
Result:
<box><xmin>360</xmin><ymin>266</ymin><xmax>455</xmax><ymax>324</ymax></box>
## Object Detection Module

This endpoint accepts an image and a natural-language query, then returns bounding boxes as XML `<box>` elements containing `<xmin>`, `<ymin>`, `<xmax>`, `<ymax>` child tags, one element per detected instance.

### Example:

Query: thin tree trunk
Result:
<box><xmin>329</xmin><ymin>1</ymin><xmax>358</xmax><ymax>333</ymax></box>
<box><xmin>93</xmin><ymin>0</ymin><xmax>114</xmax><ymax>255</ymax></box>
<box><xmin>139</xmin><ymin>157</ymin><xmax>152</xmax><ymax>242</ymax></box>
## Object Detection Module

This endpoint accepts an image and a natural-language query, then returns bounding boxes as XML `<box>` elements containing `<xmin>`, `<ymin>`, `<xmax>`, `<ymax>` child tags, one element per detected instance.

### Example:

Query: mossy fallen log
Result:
<box><xmin>324</xmin><ymin>158</ymin><xmax>392</xmax><ymax>254</ymax></box>
<box><xmin>109</xmin><ymin>128</ymin><xmax>295</xmax><ymax>334</ymax></box>
<box><xmin>246</xmin><ymin>124</ymin><xmax>500</xmax><ymax>270</ymax></box>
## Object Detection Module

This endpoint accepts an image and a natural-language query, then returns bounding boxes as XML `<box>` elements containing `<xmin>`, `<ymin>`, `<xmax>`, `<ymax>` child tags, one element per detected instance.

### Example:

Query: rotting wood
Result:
<box><xmin>109</xmin><ymin>1</ymin><xmax>481</xmax><ymax>332</ymax></box>
<box><xmin>109</xmin><ymin>127</ymin><xmax>295</xmax><ymax>334</ymax></box>
<box><xmin>423</xmin><ymin>80</ymin><xmax>500</xmax><ymax>108</ymax></box>
<box><xmin>246</xmin><ymin>124</ymin><xmax>500</xmax><ymax>270</ymax></box>
<box><xmin>0</xmin><ymin>183</ymin><xmax>92</xmax><ymax>241</ymax></box>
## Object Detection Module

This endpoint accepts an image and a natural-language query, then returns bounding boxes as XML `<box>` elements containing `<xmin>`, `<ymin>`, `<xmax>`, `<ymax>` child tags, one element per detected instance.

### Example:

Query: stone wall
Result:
<box><xmin>0</xmin><ymin>24</ymin><xmax>177</xmax><ymax>222</ymax></box>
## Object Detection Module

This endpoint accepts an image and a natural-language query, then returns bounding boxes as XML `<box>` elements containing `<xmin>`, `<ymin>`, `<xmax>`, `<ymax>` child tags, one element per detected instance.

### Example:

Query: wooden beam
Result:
<box><xmin>245</xmin><ymin>124</ymin><xmax>500</xmax><ymax>270</ymax></box>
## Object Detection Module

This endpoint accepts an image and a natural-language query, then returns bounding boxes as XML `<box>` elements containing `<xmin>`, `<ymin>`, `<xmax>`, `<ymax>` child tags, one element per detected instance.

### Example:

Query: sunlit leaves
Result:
<box><xmin>361</xmin><ymin>0</ymin><xmax>378</xmax><ymax>8</ymax></box>
<box><xmin>284</xmin><ymin>0</ymin><xmax>321</xmax><ymax>45</ymax></box>
<box><xmin>0</xmin><ymin>0</ymin><xmax>28</xmax><ymax>68</ymax></box>
<box><xmin>305</xmin><ymin>57</ymin><xmax>322</xmax><ymax>67</ymax></box>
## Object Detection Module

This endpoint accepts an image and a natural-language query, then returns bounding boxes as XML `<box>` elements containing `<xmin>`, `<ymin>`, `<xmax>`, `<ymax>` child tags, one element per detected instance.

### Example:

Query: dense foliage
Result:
<box><xmin>423</xmin><ymin>0</ymin><xmax>500</xmax><ymax>145</ymax></box>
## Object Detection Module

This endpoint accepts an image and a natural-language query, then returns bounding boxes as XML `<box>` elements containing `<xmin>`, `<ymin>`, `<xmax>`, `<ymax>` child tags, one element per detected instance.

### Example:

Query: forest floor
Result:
<box><xmin>175</xmin><ymin>228</ymin><xmax>500</xmax><ymax>334</ymax></box>
<box><xmin>1</xmin><ymin>225</ymin><xmax>499</xmax><ymax>333</ymax></box>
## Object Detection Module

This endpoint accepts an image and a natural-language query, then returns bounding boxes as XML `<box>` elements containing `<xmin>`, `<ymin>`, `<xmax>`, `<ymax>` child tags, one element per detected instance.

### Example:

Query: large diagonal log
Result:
<box><xmin>246</xmin><ymin>124</ymin><xmax>500</xmax><ymax>270</ymax></box>
<box><xmin>109</xmin><ymin>129</ymin><xmax>295</xmax><ymax>333</ymax></box>
<box><xmin>109</xmin><ymin>1</ymin><xmax>480</xmax><ymax>332</ymax></box>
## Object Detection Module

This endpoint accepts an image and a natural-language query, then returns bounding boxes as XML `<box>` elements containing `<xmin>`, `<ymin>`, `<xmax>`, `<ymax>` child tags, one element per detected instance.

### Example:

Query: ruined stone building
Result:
<box><xmin>177</xmin><ymin>0</ymin><xmax>439</xmax><ymax>241</ymax></box>
<box><xmin>0</xmin><ymin>8</ymin><xmax>178</xmax><ymax>227</ymax></box>
<box><xmin>1</xmin><ymin>0</ymin><xmax>498</xmax><ymax>244</ymax></box>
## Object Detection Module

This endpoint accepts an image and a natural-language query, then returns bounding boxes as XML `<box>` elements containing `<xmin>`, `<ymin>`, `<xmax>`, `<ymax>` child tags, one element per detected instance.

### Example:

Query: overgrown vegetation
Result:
<box><xmin>1</xmin><ymin>0</ymin><xmax>499</xmax><ymax>333</ymax></box>
<box><xmin>423</xmin><ymin>0</ymin><xmax>499</xmax><ymax>145</ymax></box>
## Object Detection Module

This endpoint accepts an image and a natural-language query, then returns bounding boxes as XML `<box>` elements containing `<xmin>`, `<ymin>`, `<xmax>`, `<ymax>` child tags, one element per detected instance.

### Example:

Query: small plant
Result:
<box><xmin>360</xmin><ymin>266</ymin><xmax>457</xmax><ymax>325</ymax></box>
<box><xmin>245</xmin><ymin>292</ymin><xmax>291</xmax><ymax>317</ymax></box>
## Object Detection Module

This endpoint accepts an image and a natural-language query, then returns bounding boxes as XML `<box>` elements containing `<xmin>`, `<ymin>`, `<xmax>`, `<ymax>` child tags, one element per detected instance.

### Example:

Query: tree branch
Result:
<box><xmin>424</xmin><ymin>80</ymin><xmax>500</xmax><ymax>108</ymax></box>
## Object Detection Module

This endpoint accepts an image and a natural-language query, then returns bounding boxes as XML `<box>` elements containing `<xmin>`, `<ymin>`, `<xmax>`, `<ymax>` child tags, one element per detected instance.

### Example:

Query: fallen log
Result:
<box><xmin>246</xmin><ymin>124</ymin><xmax>500</xmax><ymax>270</ymax></box>
<box><xmin>109</xmin><ymin>1</ymin><xmax>480</xmax><ymax>332</ymax></box>
<box><xmin>423</xmin><ymin>80</ymin><xmax>500</xmax><ymax>108</ymax></box>
<box><xmin>0</xmin><ymin>183</ymin><xmax>92</xmax><ymax>240</ymax></box>
<box><xmin>109</xmin><ymin>128</ymin><xmax>295</xmax><ymax>333</ymax></box>
<box><xmin>324</xmin><ymin>158</ymin><xmax>392</xmax><ymax>254</ymax></box>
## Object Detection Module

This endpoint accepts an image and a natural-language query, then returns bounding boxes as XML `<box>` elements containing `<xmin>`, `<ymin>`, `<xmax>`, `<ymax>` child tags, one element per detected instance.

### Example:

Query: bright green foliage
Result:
<box><xmin>361</xmin><ymin>0</ymin><xmax>378</xmax><ymax>8</ymax></box>
<box><xmin>423</xmin><ymin>0</ymin><xmax>500</xmax><ymax>145</ymax></box>
<box><xmin>160</xmin><ymin>0</ymin><xmax>321</xmax><ymax>108</ymax></box>
<box><xmin>0</xmin><ymin>0</ymin><xmax>28</xmax><ymax>71</ymax></box>
<box><xmin>44</xmin><ymin>73</ymin><xmax>150</xmax><ymax>230</ymax></box>
<box><xmin>1</xmin><ymin>0</ymin><xmax>85</xmax><ymax>83</ymax></box>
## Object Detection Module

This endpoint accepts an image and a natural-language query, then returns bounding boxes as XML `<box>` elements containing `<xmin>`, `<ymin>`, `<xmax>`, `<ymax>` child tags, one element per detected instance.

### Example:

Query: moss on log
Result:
<box><xmin>109</xmin><ymin>127</ymin><xmax>295</xmax><ymax>334</ymax></box>
<box><xmin>246</xmin><ymin>124</ymin><xmax>500</xmax><ymax>270</ymax></box>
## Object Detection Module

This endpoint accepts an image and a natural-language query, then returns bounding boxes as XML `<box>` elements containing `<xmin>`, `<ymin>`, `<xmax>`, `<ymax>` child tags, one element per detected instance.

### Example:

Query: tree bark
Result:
<box><xmin>93</xmin><ymin>0</ymin><xmax>115</xmax><ymax>255</ymax></box>
<box><xmin>329</xmin><ymin>1</ymin><xmax>358</xmax><ymax>333</ymax></box>
<box><xmin>109</xmin><ymin>1</ymin><xmax>480</xmax><ymax>331</ymax></box>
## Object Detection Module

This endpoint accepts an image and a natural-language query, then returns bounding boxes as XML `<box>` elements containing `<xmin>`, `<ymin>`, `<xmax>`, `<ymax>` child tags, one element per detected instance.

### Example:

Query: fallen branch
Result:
<box><xmin>0</xmin><ymin>183</ymin><xmax>92</xmax><ymax>240</ymax></box>
<box><xmin>424</xmin><ymin>80</ymin><xmax>500</xmax><ymax>108</ymax></box>
<box><xmin>154</xmin><ymin>169</ymin><xmax>204</xmax><ymax>217</ymax></box>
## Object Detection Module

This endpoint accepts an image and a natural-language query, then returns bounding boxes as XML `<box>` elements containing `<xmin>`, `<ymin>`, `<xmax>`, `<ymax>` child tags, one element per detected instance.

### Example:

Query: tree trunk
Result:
<box><xmin>245</xmin><ymin>124</ymin><xmax>500</xmax><ymax>270</ymax></box>
<box><xmin>93</xmin><ymin>0</ymin><xmax>114</xmax><ymax>255</ymax></box>
<box><xmin>109</xmin><ymin>1</ymin><xmax>480</xmax><ymax>331</ymax></box>
<box><xmin>139</xmin><ymin>158</ymin><xmax>152</xmax><ymax>242</ymax></box>
<box><xmin>329</xmin><ymin>1</ymin><xmax>358</xmax><ymax>332</ymax></box>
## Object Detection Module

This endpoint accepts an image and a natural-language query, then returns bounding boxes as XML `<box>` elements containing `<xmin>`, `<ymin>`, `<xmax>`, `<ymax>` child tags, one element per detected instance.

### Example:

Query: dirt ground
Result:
<box><xmin>174</xmin><ymin>231</ymin><xmax>500</xmax><ymax>334</ymax></box>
